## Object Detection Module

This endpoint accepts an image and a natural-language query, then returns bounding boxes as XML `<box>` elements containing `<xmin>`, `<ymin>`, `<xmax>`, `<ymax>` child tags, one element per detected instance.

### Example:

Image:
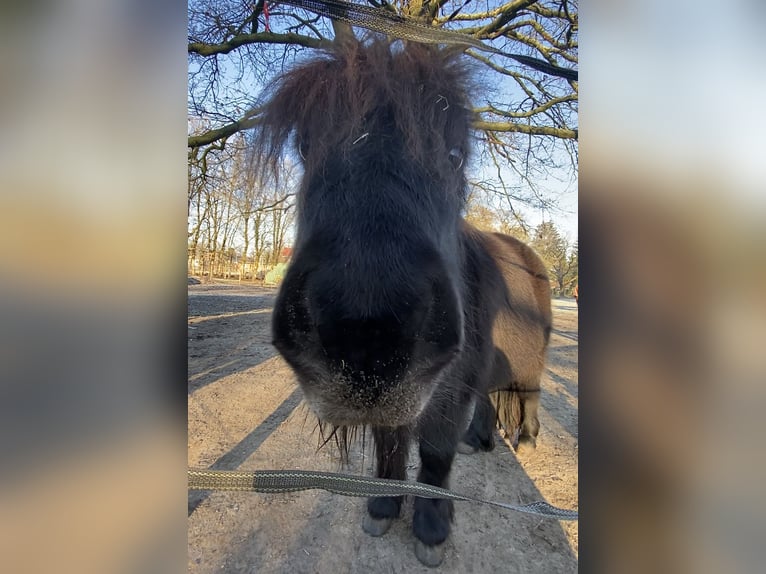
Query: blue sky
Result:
<box><xmin>189</xmin><ymin>4</ymin><xmax>578</xmax><ymax>245</ymax></box>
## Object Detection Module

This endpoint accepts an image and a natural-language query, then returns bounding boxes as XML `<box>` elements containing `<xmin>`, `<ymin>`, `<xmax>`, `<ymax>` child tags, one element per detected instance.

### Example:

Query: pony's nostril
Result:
<box><xmin>316</xmin><ymin>316</ymin><xmax>411</xmax><ymax>382</ymax></box>
<box><xmin>423</xmin><ymin>278</ymin><xmax>463</xmax><ymax>354</ymax></box>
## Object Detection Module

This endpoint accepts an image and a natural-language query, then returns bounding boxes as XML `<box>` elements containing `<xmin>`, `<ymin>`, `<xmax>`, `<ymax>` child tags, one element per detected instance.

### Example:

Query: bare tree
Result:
<box><xmin>188</xmin><ymin>0</ymin><xmax>577</xmax><ymax>216</ymax></box>
<box><xmin>530</xmin><ymin>220</ymin><xmax>574</xmax><ymax>295</ymax></box>
<box><xmin>187</xmin><ymin>127</ymin><xmax>297</xmax><ymax>280</ymax></box>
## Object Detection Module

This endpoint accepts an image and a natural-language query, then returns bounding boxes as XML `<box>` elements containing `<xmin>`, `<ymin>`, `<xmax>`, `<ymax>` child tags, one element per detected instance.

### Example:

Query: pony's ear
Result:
<box><xmin>331</xmin><ymin>21</ymin><xmax>356</xmax><ymax>48</ymax></box>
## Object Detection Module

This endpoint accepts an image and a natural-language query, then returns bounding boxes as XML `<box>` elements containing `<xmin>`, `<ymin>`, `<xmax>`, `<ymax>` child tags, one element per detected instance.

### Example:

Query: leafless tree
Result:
<box><xmin>188</xmin><ymin>0</ymin><xmax>577</xmax><ymax>220</ymax></box>
<box><xmin>187</xmin><ymin>128</ymin><xmax>297</xmax><ymax>279</ymax></box>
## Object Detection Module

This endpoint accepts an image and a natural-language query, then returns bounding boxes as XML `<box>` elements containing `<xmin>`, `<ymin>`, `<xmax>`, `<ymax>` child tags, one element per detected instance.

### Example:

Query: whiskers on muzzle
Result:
<box><xmin>315</xmin><ymin>419</ymin><xmax>369</xmax><ymax>465</ymax></box>
<box><xmin>300</xmin><ymin>363</ymin><xmax>440</xmax><ymax>428</ymax></box>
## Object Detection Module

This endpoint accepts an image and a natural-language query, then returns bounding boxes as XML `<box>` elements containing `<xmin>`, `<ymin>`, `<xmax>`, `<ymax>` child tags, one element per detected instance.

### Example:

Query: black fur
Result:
<box><xmin>256</xmin><ymin>39</ymin><xmax>552</xmax><ymax>567</ymax></box>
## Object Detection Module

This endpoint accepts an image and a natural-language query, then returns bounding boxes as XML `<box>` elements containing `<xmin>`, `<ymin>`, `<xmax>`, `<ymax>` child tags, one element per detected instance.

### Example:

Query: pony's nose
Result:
<box><xmin>311</xmin><ymin>277</ymin><xmax>462</xmax><ymax>384</ymax></box>
<box><xmin>413</xmin><ymin>275</ymin><xmax>463</xmax><ymax>363</ymax></box>
<box><xmin>316</xmin><ymin>316</ymin><xmax>411</xmax><ymax>381</ymax></box>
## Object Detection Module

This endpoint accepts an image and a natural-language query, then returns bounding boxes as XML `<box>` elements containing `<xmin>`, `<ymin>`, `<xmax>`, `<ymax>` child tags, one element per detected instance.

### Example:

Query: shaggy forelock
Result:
<box><xmin>253</xmin><ymin>38</ymin><xmax>475</xmax><ymax>174</ymax></box>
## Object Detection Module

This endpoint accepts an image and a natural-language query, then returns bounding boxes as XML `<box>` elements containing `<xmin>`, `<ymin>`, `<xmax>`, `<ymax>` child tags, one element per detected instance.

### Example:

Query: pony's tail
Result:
<box><xmin>489</xmin><ymin>388</ymin><xmax>523</xmax><ymax>442</ymax></box>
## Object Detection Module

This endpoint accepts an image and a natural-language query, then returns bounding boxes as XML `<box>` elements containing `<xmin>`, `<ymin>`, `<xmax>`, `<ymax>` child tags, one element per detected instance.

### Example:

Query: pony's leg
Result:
<box><xmin>517</xmin><ymin>389</ymin><xmax>541</xmax><ymax>454</ymax></box>
<box><xmin>457</xmin><ymin>392</ymin><xmax>495</xmax><ymax>454</ymax></box>
<box><xmin>363</xmin><ymin>426</ymin><xmax>409</xmax><ymax>537</ymax></box>
<box><xmin>412</xmin><ymin>403</ymin><xmax>463</xmax><ymax>567</ymax></box>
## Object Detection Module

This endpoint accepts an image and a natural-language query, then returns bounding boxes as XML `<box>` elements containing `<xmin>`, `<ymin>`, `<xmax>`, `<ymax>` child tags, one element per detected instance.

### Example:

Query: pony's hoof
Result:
<box><xmin>516</xmin><ymin>436</ymin><xmax>537</xmax><ymax>455</ymax></box>
<box><xmin>362</xmin><ymin>514</ymin><xmax>393</xmax><ymax>537</ymax></box>
<box><xmin>456</xmin><ymin>441</ymin><xmax>478</xmax><ymax>455</ymax></box>
<box><xmin>414</xmin><ymin>539</ymin><xmax>447</xmax><ymax>567</ymax></box>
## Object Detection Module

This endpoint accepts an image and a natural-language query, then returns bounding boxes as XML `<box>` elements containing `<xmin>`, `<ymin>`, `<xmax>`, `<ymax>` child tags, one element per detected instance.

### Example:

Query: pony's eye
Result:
<box><xmin>448</xmin><ymin>148</ymin><xmax>464</xmax><ymax>170</ymax></box>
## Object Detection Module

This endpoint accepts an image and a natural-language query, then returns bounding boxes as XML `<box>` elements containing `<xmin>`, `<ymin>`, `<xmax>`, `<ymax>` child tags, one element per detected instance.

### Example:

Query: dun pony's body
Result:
<box><xmin>257</xmin><ymin>39</ymin><xmax>551</xmax><ymax>567</ymax></box>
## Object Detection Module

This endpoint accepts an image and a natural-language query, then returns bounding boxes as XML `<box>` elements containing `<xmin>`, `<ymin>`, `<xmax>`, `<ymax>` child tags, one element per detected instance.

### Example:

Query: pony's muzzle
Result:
<box><xmin>272</xmin><ymin>252</ymin><xmax>464</xmax><ymax>424</ymax></box>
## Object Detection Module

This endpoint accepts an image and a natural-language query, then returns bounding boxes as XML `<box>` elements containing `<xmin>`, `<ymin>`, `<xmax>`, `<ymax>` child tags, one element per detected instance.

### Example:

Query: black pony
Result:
<box><xmin>255</xmin><ymin>39</ymin><xmax>552</xmax><ymax>567</ymax></box>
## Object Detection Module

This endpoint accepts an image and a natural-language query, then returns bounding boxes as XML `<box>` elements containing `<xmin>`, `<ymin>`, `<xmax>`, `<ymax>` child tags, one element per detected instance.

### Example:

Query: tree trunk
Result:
<box><xmin>240</xmin><ymin>215</ymin><xmax>250</xmax><ymax>281</ymax></box>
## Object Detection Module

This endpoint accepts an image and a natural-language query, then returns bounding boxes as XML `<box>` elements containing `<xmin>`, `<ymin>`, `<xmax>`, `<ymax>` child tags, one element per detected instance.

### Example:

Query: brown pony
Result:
<box><xmin>254</xmin><ymin>39</ymin><xmax>551</xmax><ymax>567</ymax></box>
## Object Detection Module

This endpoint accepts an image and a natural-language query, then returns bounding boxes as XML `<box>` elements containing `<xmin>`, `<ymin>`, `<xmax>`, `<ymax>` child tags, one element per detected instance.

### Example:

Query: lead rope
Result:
<box><xmin>272</xmin><ymin>0</ymin><xmax>578</xmax><ymax>81</ymax></box>
<box><xmin>188</xmin><ymin>468</ymin><xmax>578</xmax><ymax>521</ymax></box>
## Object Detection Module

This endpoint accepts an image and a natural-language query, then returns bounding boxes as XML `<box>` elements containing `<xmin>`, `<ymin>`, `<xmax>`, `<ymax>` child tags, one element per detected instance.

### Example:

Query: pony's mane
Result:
<box><xmin>253</xmin><ymin>38</ymin><xmax>475</xmax><ymax>172</ymax></box>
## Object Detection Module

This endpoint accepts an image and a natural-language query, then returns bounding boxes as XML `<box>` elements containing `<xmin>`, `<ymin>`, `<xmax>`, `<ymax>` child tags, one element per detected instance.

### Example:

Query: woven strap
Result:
<box><xmin>274</xmin><ymin>0</ymin><xmax>577</xmax><ymax>81</ymax></box>
<box><xmin>189</xmin><ymin>468</ymin><xmax>578</xmax><ymax>521</ymax></box>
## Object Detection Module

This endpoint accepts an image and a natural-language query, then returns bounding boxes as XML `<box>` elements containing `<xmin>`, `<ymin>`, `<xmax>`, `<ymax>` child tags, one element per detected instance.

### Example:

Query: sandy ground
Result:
<box><xmin>188</xmin><ymin>281</ymin><xmax>578</xmax><ymax>573</ymax></box>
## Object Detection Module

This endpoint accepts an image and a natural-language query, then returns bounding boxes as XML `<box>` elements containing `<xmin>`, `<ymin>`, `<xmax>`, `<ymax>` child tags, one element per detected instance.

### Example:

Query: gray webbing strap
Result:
<box><xmin>274</xmin><ymin>0</ymin><xmax>578</xmax><ymax>81</ymax></box>
<box><xmin>188</xmin><ymin>468</ymin><xmax>578</xmax><ymax>520</ymax></box>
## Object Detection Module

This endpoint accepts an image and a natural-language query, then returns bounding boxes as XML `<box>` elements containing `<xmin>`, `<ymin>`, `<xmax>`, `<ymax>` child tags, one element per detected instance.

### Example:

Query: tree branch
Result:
<box><xmin>189</xmin><ymin>120</ymin><xmax>254</xmax><ymax>148</ymax></box>
<box><xmin>474</xmin><ymin>94</ymin><xmax>577</xmax><ymax>120</ymax></box>
<box><xmin>475</xmin><ymin>0</ymin><xmax>539</xmax><ymax>37</ymax></box>
<box><xmin>189</xmin><ymin>32</ymin><xmax>331</xmax><ymax>56</ymax></box>
<box><xmin>474</xmin><ymin>120</ymin><xmax>577</xmax><ymax>139</ymax></box>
